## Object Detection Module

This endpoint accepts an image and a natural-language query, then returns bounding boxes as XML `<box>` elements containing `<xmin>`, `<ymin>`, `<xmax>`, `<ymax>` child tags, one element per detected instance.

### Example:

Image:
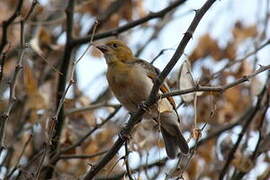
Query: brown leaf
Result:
<box><xmin>24</xmin><ymin>64</ymin><xmax>38</xmax><ymax>96</ymax></box>
<box><xmin>198</xmin><ymin>139</ymin><xmax>215</xmax><ymax>163</ymax></box>
<box><xmin>224</xmin><ymin>86</ymin><xmax>250</xmax><ymax>113</ymax></box>
<box><xmin>232</xmin><ymin>151</ymin><xmax>254</xmax><ymax>172</ymax></box>
<box><xmin>23</xmin><ymin>64</ymin><xmax>46</xmax><ymax>123</ymax></box>
<box><xmin>121</xmin><ymin>0</ymin><xmax>132</xmax><ymax>20</ymax></box>
<box><xmin>224</xmin><ymin>42</ymin><xmax>236</xmax><ymax>60</ymax></box>
<box><xmin>179</xmin><ymin>60</ymin><xmax>196</xmax><ymax>103</ymax></box>
<box><xmin>189</xmin><ymin>34</ymin><xmax>223</xmax><ymax>63</ymax></box>
<box><xmin>232</xmin><ymin>21</ymin><xmax>257</xmax><ymax>44</ymax></box>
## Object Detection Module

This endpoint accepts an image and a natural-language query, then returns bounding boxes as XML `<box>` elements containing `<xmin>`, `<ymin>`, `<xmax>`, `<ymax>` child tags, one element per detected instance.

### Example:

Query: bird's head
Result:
<box><xmin>96</xmin><ymin>40</ymin><xmax>134</xmax><ymax>65</ymax></box>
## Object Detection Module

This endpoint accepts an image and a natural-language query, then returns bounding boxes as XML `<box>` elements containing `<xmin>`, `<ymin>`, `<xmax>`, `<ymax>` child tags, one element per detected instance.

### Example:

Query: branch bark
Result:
<box><xmin>161</xmin><ymin>65</ymin><xmax>270</xmax><ymax>98</ymax></box>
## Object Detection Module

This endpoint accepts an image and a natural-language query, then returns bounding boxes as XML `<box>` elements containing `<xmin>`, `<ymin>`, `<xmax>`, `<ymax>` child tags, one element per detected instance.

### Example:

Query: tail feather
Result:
<box><xmin>161</xmin><ymin>127</ymin><xmax>178</xmax><ymax>158</ymax></box>
<box><xmin>159</xmin><ymin>111</ymin><xmax>189</xmax><ymax>158</ymax></box>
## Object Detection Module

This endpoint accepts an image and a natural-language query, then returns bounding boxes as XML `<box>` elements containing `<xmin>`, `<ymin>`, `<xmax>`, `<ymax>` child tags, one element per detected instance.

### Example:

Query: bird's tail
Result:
<box><xmin>159</xmin><ymin>111</ymin><xmax>189</xmax><ymax>159</ymax></box>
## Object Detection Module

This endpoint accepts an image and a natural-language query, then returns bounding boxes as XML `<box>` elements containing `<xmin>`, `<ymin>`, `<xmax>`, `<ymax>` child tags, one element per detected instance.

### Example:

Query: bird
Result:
<box><xmin>96</xmin><ymin>39</ymin><xmax>189</xmax><ymax>158</ymax></box>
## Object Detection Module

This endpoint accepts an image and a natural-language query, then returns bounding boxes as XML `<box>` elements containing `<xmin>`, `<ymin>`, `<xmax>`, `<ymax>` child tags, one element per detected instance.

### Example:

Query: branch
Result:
<box><xmin>162</xmin><ymin>64</ymin><xmax>270</xmax><ymax>98</ymax></box>
<box><xmin>59</xmin><ymin>150</ymin><xmax>108</xmax><ymax>160</ymax></box>
<box><xmin>24</xmin><ymin>0</ymin><xmax>39</xmax><ymax>22</ymax></box>
<box><xmin>124</xmin><ymin>142</ymin><xmax>134</xmax><ymax>180</ymax></box>
<box><xmin>0</xmin><ymin>0</ymin><xmax>24</xmax><ymax>56</ymax></box>
<box><xmin>72</xmin><ymin>0</ymin><xmax>187</xmax><ymax>46</ymax></box>
<box><xmin>6</xmin><ymin>134</ymin><xmax>32</xmax><ymax>179</ymax></box>
<box><xmin>82</xmin><ymin>0</ymin><xmax>217</xmax><ymax>179</ymax></box>
<box><xmin>65</xmin><ymin>102</ymin><xmax>121</xmax><ymax>116</ymax></box>
<box><xmin>0</xmin><ymin>0</ymin><xmax>38</xmax><ymax>84</ymax></box>
<box><xmin>0</xmin><ymin>21</ymin><xmax>25</xmax><ymax>148</ymax></box>
<box><xmin>0</xmin><ymin>0</ymin><xmax>24</xmax><ymax>85</ymax></box>
<box><xmin>45</xmin><ymin>0</ymin><xmax>75</xmax><ymax>178</ymax></box>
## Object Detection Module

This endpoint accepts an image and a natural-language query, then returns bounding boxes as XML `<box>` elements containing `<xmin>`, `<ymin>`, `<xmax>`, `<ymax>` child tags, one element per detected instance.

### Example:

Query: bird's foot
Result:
<box><xmin>119</xmin><ymin>128</ymin><xmax>131</xmax><ymax>141</ymax></box>
<box><xmin>138</xmin><ymin>102</ymin><xmax>150</xmax><ymax>112</ymax></box>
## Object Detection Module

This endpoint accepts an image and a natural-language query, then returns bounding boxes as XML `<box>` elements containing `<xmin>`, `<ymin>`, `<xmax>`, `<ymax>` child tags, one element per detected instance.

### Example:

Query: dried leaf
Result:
<box><xmin>233</xmin><ymin>22</ymin><xmax>257</xmax><ymax>44</ymax></box>
<box><xmin>232</xmin><ymin>152</ymin><xmax>254</xmax><ymax>172</ymax></box>
<box><xmin>179</xmin><ymin>60</ymin><xmax>196</xmax><ymax>103</ymax></box>
<box><xmin>23</xmin><ymin>64</ymin><xmax>46</xmax><ymax>123</ymax></box>
<box><xmin>189</xmin><ymin>34</ymin><xmax>223</xmax><ymax>62</ymax></box>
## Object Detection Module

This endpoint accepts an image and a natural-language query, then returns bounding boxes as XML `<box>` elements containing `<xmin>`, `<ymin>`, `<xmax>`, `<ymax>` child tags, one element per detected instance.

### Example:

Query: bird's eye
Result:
<box><xmin>112</xmin><ymin>43</ymin><xmax>118</xmax><ymax>48</ymax></box>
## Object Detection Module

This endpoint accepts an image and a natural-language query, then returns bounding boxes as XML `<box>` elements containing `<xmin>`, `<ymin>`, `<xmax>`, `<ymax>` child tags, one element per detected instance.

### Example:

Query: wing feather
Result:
<box><xmin>127</xmin><ymin>58</ymin><xmax>177</xmax><ymax>108</ymax></box>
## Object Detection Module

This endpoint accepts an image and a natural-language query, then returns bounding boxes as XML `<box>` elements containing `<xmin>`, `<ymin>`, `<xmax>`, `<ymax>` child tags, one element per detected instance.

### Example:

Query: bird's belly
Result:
<box><xmin>107</xmin><ymin>68</ymin><xmax>153</xmax><ymax>113</ymax></box>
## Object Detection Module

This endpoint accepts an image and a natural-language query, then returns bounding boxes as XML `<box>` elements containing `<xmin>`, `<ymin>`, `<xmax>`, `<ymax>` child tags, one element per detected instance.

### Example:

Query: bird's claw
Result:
<box><xmin>119</xmin><ymin>129</ymin><xmax>131</xmax><ymax>141</ymax></box>
<box><xmin>138</xmin><ymin>102</ymin><xmax>149</xmax><ymax>112</ymax></box>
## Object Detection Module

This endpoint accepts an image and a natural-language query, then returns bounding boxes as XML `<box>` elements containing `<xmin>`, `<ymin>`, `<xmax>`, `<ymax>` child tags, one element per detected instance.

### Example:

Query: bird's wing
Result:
<box><xmin>131</xmin><ymin>59</ymin><xmax>176</xmax><ymax>108</ymax></box>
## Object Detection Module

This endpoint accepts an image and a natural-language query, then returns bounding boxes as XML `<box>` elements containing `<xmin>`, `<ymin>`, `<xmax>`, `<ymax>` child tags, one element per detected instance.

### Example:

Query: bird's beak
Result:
<box><xmin>96</xmin><ymin>45</ymin><xmax>109</xmax><ymax>53</ymax></box>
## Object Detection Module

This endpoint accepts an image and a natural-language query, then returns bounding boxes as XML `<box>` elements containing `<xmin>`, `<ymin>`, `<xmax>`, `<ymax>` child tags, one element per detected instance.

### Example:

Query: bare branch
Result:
<box><xmin>6</xmin><ymin>134</ymin><xmax>32</xmax><ymax>179</ymax></box>
<box><xmin>0</xmin><ymin>21</ymin><xmax>26</xmax><ymax>147</ymax></box>
<box><xmin>162</xmin><ymin>65</ymin><xmax>270</xmax><ymax>98</ymax></box>
<box><xmin>59</xmin><ymin>150</ymin><xmax>108</xmax><ymax>160</ymax></box>
<box><xmin>0</xmin><ymin>0</ymin><xmax>24</xmax><ymax>56</ymax></box>
<box><xmin>65</xmin><ymin>103</ymin><xmax>121</xmax><ymax>116</ymax></box>
<box><xmin>124</xmin><ymin>142</ymin><xmax>134</xmax><ymax>180</ymax></box>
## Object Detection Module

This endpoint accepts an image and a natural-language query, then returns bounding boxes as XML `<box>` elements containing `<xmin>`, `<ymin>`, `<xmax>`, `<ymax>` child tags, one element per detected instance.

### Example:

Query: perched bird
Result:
<box><xmin>96</xmin><ymin>39</ymin><xmax>189</xmax><ymax>158</ymax></box>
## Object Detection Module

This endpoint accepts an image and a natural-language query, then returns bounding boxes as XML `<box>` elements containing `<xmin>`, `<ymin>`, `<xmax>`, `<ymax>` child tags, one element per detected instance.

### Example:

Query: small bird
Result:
<box><xmin>96</xmin><ymin>39</ymin><xmax>189</xmax><ymax>158</ymax></box>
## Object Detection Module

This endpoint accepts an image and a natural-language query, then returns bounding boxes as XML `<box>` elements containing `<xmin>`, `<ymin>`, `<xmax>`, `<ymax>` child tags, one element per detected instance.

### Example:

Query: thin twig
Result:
<box><xmin>0</xmin><ymin>44</ymin><xmax>11</xmax><ymax>84</ymax></box>
<box><xmin>30</xmin><ymin>47</ymin><xmax>63</xmax><ymax>75</ymax></box>
<box><xmin>65</xmin><ymin>102</ymin><xmax>121</xmax><ymax>116</ymax></box>
<box><xmin>59</xmin><ymin>150</ymin><xmax>108</xmax><ymax>160</ymax></box>
<box><xmin>162</xmin><ymin>65</ymin><xmax>270</xmax><ymax>98</ymax></box>
<box><xmin>24</xmin><ymin>0</ymin><xmax>39</xmax><ymax>21</ymax></box>
<box><xmin>124</xmin><ymin>142</ymin><xmax>134</xmax><ymax>180</ymax></box>
<box><xmin>0</xmin><ymin>21</ymin><xmax>26</xmax><ymax>147</ymax></box>
<box><xmin>0</xmin><ymin>0</ymin><xmax>24</xmax><ymax>56</ymax></box>
<box><xmin>150</xmin><ymin>48</ymin><xmax>175</xmax><ymax>64</ymax></box>
<box><xmin>6</xmin><ymin>134</ymin><xmax>32</xmax><ymax>179</ymax></box>
<box><xmin>35</xmin><ymin>144</ymin><xmax>48</xmax><ymax>179</ymax></box>
<box><xmin>45</xmin><ymin>0</ymin><xmax>75</xmax><ymax>178</ymax></box>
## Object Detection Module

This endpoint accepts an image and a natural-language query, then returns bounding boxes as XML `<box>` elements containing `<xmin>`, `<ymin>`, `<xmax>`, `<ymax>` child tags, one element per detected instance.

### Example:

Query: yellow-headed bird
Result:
<box><xmin>96</xmin><ymin>40</ymin><xmax>189</xmax><ymax>158</ymax></box>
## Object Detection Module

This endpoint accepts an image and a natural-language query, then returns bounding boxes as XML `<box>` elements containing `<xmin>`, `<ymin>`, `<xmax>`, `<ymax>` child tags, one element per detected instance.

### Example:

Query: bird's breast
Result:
<box><xmin>106</xmin><ymin>64</ymin><xmax>153</xmax><ymax>112</ymax></box>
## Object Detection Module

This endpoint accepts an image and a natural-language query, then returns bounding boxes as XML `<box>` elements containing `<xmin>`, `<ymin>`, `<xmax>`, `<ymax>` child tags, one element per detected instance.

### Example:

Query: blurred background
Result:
<box><xmin>0</xmin><ymin>0</ymin><xmax>269</xmax><ymax>179</ymax></box>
